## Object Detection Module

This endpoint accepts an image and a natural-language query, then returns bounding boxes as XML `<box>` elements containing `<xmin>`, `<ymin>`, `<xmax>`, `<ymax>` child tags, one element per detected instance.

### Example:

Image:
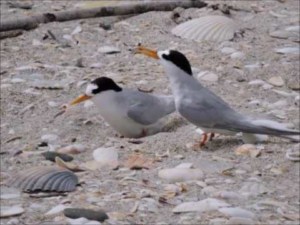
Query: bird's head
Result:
<box><xmin>135</xmin><ymin>45</ymin><xmax>193</xmax><ymax>76</ymax></box>
<box><xmin>70</xmin><ymin>77</ymin><xmax>122</xmax><ymax>105</ymax></box>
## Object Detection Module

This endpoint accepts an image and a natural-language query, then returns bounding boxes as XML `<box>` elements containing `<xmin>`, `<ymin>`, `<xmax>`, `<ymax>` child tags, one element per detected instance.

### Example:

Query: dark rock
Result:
<box><xmin>63</xmin><ymin>208</ymin><xmax>109</xmax><ymax>222</ymax></box>
<box><xmin>42</xmin><ymin>151</ymin><xmax>73</xmax><ymax>162</ymax></box>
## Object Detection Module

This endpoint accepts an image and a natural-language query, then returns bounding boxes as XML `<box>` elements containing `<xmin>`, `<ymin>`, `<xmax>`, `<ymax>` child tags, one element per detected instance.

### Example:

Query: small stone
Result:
<box><xmin>85</xmin><ymin>221</ymin><xmax>102</xmax><ymax>225</ymax></box>
<box><xmin>67</xmin><ymin>217</ymin><xmax>89</xmax><ymax>225</ymax></box>
<box><xmin>57</xmin><ymin>144</ymin><xmax>87</xmax><ymax>155</ymax></box>
<box><xmin>239</xmin><ymin>182</ymin><xmax>269</xmax><ymax>197</ymax></box>
<box><xmin>244</xmin><ymin>63</ymin><xmax>260</xmax><ymax>71</ymax></box>
<box><xmin>0</xmin><ymin>205</ymin><xmax>24</xmax><ymax>218</ymax></box>
<box><xmin>230</xmin><ymin>52</ymin><xmax>245</xmax><ymax>59</ymax></box>
<box><xmin>64</xmin><ymin>208</ymin><xmax>109</xmax><ymax>222</ymax></box>
<box><xmin>98</xmin><ymin>46</ymin><xmax>120</xmax><ymax>54</ymax></box>
<box><xmin>175</xmin><ymin>163</ymin><xmax>193</xmax><ymax>169</ymax></box>
<box><xmin>214</xmin><ymin>191</ymin><xmax>242</xmax><ymax>200</ymax></box>
<box><xmin>275</xmin><ymin>47</ymin><xmax>299</xmax><ymax>55</ymax></box>
<box><xmin>41</xmin><ymin>134</ymin><xmax>59</xmax><ymax>144</ymax></box>
<box><xmin>158</xmin><ymin>168</ymin><xmax>204</xmax><ymax>183</ymax></box>
<box><xmin>288</xmin><ymin>82</ymin><xmax>300</xmax><ymax>91</ymax></box>
<box><xmin>42</xmin><ymin>151</ymin><xmax>73</xmax><ymax>162</ymax></box>
<box><xmin>221</xmin><ymin>47</ymin><xmax>236</xmax><ymax>54</ymax></box>
<box><xmin>7</xmin><ymin>218</ymin><xmax>19</xmax><ymax>225</ymax></box>
<box><xmin>235</xmin><ymin>144</ymin><xmax>261</xmax><ymax>158</ymax></box>
<box><xmin>11</xmin><ymin>78</ymin><xmax>25</xmax><ymax>83</ymax></box>
<box><xmin>45</xmin><ymin>204</ymin><xmax>67</xmax><ymax>216</ymax></box>
<box><xmin>197</xmin><ymin>71</ymin><xmax>219</xmax><ymax>82</ymax></box>
<box><xmin>0</xmin><ymin>187</ymin><xmax>21</xmax><ymax>200</ymax></box>
<box><xmin>209</xmin><ymin>218</ymin><xmax>228</xmax><ymax>225</ymax></box>
<box><xmin>218</xmin><ymin>207</ymin><xmax>255</xmax><ymax>219</ymax></box>
<box><xmin>138</xmin><ymin>198</ymin><xmax>158</xmax><ymax>213</ymax></box>
<box><xmin>201</xmin><ymin>186</ymin><xmax>217</xmax><ymax>196</ymax></box>
<box><xmin>267</xmin><ymin>76</ymin><xmax>285</xmax><ymax>87</ymax></box>
<box><xmin>173</xmin><ymin>198</ymin><xmax>230</xmax><ymax>213</ymax></box>
<box><xmin>248</xmin><ymin>79</ymin><xmax>266</xmax><ymax>86</ymax></box>
<box><xmin>174</xmin><ymin>154</ymin><xmax>185</xmax><ymax>159</ymax></box>
<box><xmin>32</xmin><ymin>39</ymin><xmax>42</xmax><ymax>46</ymax></box>
<box><xmin>92</xmin><ymin>147</ymin><xmax>119</xmax><ymax>168</ymax></box>
<box><xmin>226</xmin><ymin>217</ymin><xmax>255</xmax><ymax>225</ymax></box>
<box><xmin>286</xmin><ymin>145</ymin><xmax>300</xmax><ymax>162</ymax></box>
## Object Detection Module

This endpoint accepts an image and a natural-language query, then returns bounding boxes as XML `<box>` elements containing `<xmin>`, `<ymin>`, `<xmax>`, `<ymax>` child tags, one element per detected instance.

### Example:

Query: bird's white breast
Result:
<box><xmin>91</xmin><ymin>91</ymin><xmax>145</xmax><ymax>137</ymax></box>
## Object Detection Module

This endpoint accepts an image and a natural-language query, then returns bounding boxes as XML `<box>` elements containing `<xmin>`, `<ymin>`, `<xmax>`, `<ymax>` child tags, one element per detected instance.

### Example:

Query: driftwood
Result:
<box><xmin>0</xmin><ymin>0</ymin><xmax>207</xmax><ymax>32</ymax></box>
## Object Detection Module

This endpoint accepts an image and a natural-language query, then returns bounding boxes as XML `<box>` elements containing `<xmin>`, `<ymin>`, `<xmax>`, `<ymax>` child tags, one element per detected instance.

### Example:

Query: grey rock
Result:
<box><xmin>42</xmin><ymin>151</ymin><xmax>73</xmax><ymax>162</ymax></box>
<box><xmin>64</xmin><ymin>208</ymin><xmax>109</xmax><ymax>222</ymax></box>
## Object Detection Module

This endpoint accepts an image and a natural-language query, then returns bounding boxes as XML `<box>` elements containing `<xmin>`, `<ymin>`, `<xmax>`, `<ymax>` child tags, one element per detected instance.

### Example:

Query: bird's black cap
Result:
<box><xmin>161</xmin><ymin>50</ymin><xmax>192</xmax><ymax>76</ymax></box>
<box><xmin>91</xmin><ymin>77</ymin><xmax>122</xmax><ymax>94</ymax></box>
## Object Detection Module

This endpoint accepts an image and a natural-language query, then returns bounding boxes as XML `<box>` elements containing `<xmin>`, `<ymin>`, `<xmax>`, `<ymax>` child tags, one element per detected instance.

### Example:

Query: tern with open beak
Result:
<box><xmin>136</xmin><ymin>46</ymin><xmax>300</xmax><ymax>145</ymax></box>
<box><xmin>69</xmin><ymin>76</ymin><xmax>175</xmax><ymax>138</ymax></box>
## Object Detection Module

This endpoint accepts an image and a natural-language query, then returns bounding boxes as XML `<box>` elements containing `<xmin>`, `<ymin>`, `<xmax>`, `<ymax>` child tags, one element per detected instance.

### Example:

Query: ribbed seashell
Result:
<box><xmin>171</xmin><ymin>15</ymin><xmax>239</xmax><ymax>42</ymax></box>
<box><xmin>7</xmin><ymin>166</ymin><xmax>78</xmax><ymax>192</ymax></box>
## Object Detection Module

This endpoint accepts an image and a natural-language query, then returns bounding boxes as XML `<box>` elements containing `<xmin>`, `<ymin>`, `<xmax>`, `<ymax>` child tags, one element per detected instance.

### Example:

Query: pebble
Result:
<box><xmin>197</xmin><ymin>71</ymin><xmax>219</xmax><ymax>82</ymax></box>
<box><xmin>98</xmin><ymin>46</ymin><xmax>120</xmax><ymax>54</ymax></box>
<box><xmin>92</xmin><ymin>147</ymin><xmax>119</xmax><ymax>168</ymax></box>
<box><xmin>42</xmin><ymin>151</ymin><xmax>74</xmax><ymax>162</ymax></box>
<box><xmin>221</xmin><ymin>47</ymin><xmax>236</xmax><ymax>54</ymax></box>
<box><xmin>248</xmin><ymin>79</ymin><xmax>266</xmax><ymax>86</ymax></box>
<box><xmin>239</xmin><ymin>182</ymin><xmax>269</xmax><ymax>197</ymax></box>
<box><xmin>67</xmin><ymin>217</ymin><xmax>89</xmax><ymax>225</ymax></box>
<box><xmin>214</xmin><ymin>191</ymin><xmax>242</xmax><ymax>200</ymax></box>
<box><xmin>85</xmin><ymin>221</ymin><xmax>102</xmax><ymax>225</ymax></box>
<box><xmin>230</xmin><ymin>52</ymin><xmax>245</xmax><ymax>59</ymax></box>
<box><xmin>267</xmin><ymin>76</ymin><xmax>285</xmax><ymax>87</ymax></box>
<box><xmin>138</xmin><ymin>198</ymin><xmax>159</xmax><ymax>213</ymax></box>
<box><xmin>0</xmin><ymin>187</ymin><xmax>21</xmax><ymax>200</ymax></box>
<box><xmin>286</xmin><ymin>145</ymin><xmax>300</xmax><ymax>162</ymax></box>
<box><xmin>218</xmin><ymin>207</ymin><xmax>256</xmax><ymax>219</ymax></box>
<box><xmin>175</xmin><ymin>163</ymin><xmax>193</xmax><ymax>169</ymax></box>
<box><xmin>209</xmin><ymin>218</ymin><xmax>228</xmax><ymax>225</ymax></box>
<box><xmin>275</xmin><ymin>47</ymin><xmax>299</xmax><ymax>55</ymax></box>
<box><xmin>41</xmin><ymin>134</ymin><xmax>59</xmax><ymax>144</ymax></box>
<box><xmin>0</xmin><ymin>205</ymin><xmax>24</xmax><ymax>218</ymax></box>
<box><xmin>6</xmin><ymin>218</ymin><xmax>19</xmax><ymax>225</ymax></box>
<box><xmin>244</xmin><ymin>63</ymin><xmax>261</xmax><ymax>71</ymax></box>
<box><xmin>226</xmin><ymin>217</ymin><xmax>255</xmax><ymax>225</ymax></box>
<box><xmin>158</xmin><ymin>168</ymin><xmax>204</xmax><ymax>182</ymax></box>
<box><xmin>288</xmin><ymin>82</ymin><xmax>300</xmax><ymax>91</ymax></box>
<box><xmin>173</xmin><ymin>198</ymin><xmax>230</xmax><ymax>213</ymax></box>
<box><xmin>235</xmin><ymin>144</ymin><xmax>261</xmax><ymax>158</ymax></box>
<box><xmin>201</xmin><ymin>186</ymin><xmax>217</xmax><ymax>196</ymax></box>
<box><xmin>11</xmin><ymin>78</ymin><xmax>25</xmax><ymax>83</ymax></box>
<box><xmin>45</xmin><ymin>204</ymin><xmax>67</xmax><ymax>216</ymax></box>
<box><xmin>57</xmin><ymin>144</ymin><xmax>87</xmax><ymax>155</ymax></box>
<box><xmin>64</xmin><ymin>208</ymin><xmax>109</xmax><ymax>222</ymax></box>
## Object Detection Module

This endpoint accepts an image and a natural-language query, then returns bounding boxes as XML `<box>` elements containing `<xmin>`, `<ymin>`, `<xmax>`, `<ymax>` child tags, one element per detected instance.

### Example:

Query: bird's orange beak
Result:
<box><xmin>70</xmin><ymin>94</ymin><xmax>92</xmax><ymax>106</ymax></box>
<box><xmin>135</xmin><ymin>45</ymin><xmax>159</xmax><ymax>59</ymax></box>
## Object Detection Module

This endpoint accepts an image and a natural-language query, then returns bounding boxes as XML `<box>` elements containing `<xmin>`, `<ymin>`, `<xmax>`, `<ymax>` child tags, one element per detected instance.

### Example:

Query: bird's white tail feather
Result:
<box><xmin>251</xmin><ymin>119</ymin><xmax>291</xmax><ymax>131</ymax></box>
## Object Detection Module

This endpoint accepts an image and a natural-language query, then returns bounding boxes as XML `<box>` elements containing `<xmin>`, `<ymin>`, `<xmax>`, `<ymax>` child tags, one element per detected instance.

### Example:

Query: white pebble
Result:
<box><xmin>230</xmin><ymin>52</ymin><xmax>245</xmax><ymax>59</ymax></box>
<box><xmin>158</xmin><ymin>168</ymin><xmax>204</xmax><ymax>183</ymax></box>
<box><xmin>218</xmin><ymin>207</ymin><xmax>256</xmax><ymax>219</ymax></box>
<box><xmin>173</xmin><ymin>198</ymin><xmax>230</xmax><ymax>213</ymax></box>
<box><xmin>45</xmin><ymin>204</ymin><xmax>66</xmax><ymax>216</ymax></box>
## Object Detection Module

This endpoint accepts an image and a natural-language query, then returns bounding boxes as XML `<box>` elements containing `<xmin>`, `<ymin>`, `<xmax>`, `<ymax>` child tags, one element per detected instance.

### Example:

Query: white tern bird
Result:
<box><xmin>68</xmin><ymin>76</ymin><xmax>175</xmax><ymax>138</ymax></box>
<box><xmin>136</xmin><ymin>46</ymin><xmax>300</xmax><ymax>146</ymax></box>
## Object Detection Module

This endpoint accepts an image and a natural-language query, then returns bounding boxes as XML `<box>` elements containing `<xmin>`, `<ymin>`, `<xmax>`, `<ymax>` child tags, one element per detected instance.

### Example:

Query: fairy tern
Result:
<box><xmin>69</xmin><ymin>76</ymin><xmax>175</xmax><ymax>138</ymax></box>
<box><xmin>136</xmin><ymin>46</ymin><xmax>300</xmax><ymax>145</ymax></box>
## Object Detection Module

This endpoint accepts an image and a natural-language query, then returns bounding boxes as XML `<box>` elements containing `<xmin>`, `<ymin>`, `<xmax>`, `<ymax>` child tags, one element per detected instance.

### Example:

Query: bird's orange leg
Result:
<box><xmin>199</xmin><ymin>133</ymin><xmax>208</xmax><ymax>147</ymax></box>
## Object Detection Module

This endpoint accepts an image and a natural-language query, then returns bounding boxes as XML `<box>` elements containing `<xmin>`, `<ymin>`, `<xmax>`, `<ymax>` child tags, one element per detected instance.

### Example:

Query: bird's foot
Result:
<box><xmin>192</xmin><ymin>133</ymin><xmax>215</xmax><ymax>149</ymax></box>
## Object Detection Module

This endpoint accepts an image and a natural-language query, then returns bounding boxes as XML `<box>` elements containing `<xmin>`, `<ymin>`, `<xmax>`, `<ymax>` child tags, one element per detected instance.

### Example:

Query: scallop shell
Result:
<box><xmin>7</xmin><ymin>166</ymin><xmax>78</xmax><ymax>192</ymax></box>
<box><xmin>171</xmin><ymin>15</ymin><xmax>240</xmax><ymax>42</ymax></box>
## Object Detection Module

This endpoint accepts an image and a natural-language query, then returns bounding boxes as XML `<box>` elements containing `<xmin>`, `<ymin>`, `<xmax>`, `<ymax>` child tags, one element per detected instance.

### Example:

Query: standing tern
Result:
<box><xmin>136</xmin><ymin>46</ymin><xmax>300</xmax><ymax>145</ymax></box>
<box><xmin>68</xmin><ymin>76</ymin><xmax>175</xmax><ymax>138</ymax></box>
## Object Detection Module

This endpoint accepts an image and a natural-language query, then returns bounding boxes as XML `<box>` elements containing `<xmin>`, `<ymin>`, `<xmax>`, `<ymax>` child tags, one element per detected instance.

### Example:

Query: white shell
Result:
<box><xmin>172</xmin><ymin>16</ymin><xmax>239</xmax><ymax>42</ymax></box>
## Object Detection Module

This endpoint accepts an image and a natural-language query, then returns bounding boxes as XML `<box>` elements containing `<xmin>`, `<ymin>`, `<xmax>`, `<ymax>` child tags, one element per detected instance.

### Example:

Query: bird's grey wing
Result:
<box><xmin>127</xmin><ymin>92</ymin><xmax>175</xmax><ymax>125</ymax></box>
<box><xmin>178</xmin><ymin>88</ymin><xmax>245</xmax><ymax>131</ymax></box>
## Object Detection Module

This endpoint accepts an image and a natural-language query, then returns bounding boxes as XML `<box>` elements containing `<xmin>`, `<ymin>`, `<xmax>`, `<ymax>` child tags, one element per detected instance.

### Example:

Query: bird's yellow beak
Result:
<box><xmin>135</xmin><ymin>45</ymin><xmax>159</xmax><ymax>59</ymax></box>
<box><xmin>70</xmin><ymin>94</ymin><xmax>92</xmax><ymax>106</ymax></box>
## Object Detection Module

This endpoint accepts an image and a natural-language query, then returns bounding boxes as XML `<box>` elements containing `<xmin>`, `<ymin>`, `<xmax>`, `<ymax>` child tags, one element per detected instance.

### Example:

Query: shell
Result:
<box><xmin>171</xmin><ymin>15</ymin><xmax>240</xmax><ymax>42</ymax></box>
<box><xmin>7</xmin><ymin>166</ymin><xmax>78</xmax><ymax>192</ymax></box>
